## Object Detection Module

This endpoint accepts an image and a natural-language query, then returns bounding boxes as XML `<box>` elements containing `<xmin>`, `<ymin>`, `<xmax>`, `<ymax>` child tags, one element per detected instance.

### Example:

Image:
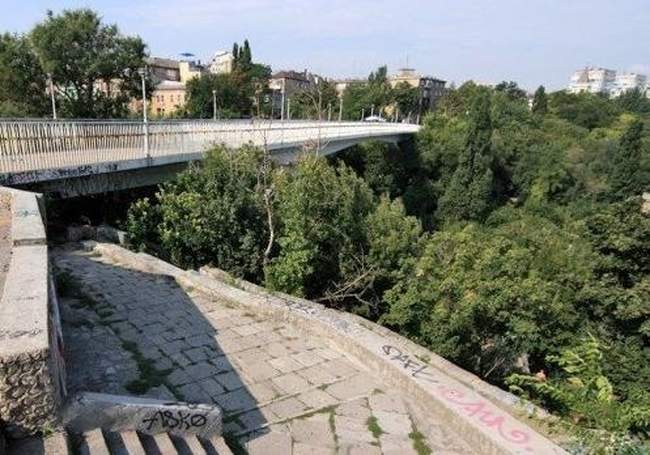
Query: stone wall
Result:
<box><xmin>0</xmin><ymin>188</ymin><xmax>66</xmax><ymax>438</ymax></box>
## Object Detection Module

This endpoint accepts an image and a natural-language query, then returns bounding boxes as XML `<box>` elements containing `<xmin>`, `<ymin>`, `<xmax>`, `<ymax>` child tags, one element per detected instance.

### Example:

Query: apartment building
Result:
<box><xmin>568</xmin><ymin>67</ymin><xmax>647</xmax><ymax>97</ymax></box>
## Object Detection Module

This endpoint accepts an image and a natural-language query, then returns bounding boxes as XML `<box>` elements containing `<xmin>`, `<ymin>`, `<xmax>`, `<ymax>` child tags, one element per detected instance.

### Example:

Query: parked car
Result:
<box><xmin>363</xmin><ymin>115</ymin><xmax>387</xmax><ymax>123</ymax></box>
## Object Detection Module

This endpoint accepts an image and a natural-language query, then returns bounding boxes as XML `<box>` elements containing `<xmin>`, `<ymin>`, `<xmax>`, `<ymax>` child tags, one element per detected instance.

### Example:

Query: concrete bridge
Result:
<box><xmin>0</xmin><ymin>119</ymin><xmax>419</xmax><ymax>197</ymax></box>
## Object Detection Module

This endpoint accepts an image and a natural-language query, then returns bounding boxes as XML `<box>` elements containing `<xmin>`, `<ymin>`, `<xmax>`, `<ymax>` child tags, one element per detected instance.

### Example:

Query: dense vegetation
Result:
<box><xmin>0</xmin><ymin>9</ymin><xmax>147</xmax><ymax>118</ymax></box>
<box><xmin>127</xmin><ymin>83</ymin><xmax>650</xmax><ymax>452</ymax></box>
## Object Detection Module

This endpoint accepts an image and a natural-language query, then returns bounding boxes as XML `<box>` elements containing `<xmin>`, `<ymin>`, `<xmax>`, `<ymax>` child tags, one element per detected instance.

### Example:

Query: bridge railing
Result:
<box><xmin>0</xmin><ymin>120</ymin><xmax>419</xmax><ymax>174</ymax></box>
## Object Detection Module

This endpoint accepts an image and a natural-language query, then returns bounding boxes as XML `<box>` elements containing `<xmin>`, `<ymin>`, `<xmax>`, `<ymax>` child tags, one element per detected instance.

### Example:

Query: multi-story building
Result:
<box><xmin>568</xmin><ymin>67</ymin><xmax>617</xmax><ymax>94</ymax></box>
<box><xmin>269</xmin><ymin>70</ymin><xmax>319</xmax><ymax>116</ymax></box>
<box><xmin>568</xmin><ymin>67</ymin><xmax>648</xmax><ymax>97</ymax></box>
<box><xmin>611</xmin><ymin>72</ymin><xmax>648</xmax><ymax>97</ymax></box>
<box><xmin>209</xmin><ymin>51</ymin><xmax>235</xmax><ymax>74</ymax></box>
<box><xmin>149</xmin><ymin>80</ymin><xmax>187</xmax><ymax>117</ymax></box>
<box><xmin>147</xmin><ymin>57</ymin><xmax>181</xmax><ymax>83</ymax></box>
<box><xmin>389</xmin><ymin>68</ymin><xmax>446</xmax><ymax>115</ymax></box>
<box><xmin>179</xmin><ymin>60</ymin><xmax>206</xmax><ymax>84</ymax></box>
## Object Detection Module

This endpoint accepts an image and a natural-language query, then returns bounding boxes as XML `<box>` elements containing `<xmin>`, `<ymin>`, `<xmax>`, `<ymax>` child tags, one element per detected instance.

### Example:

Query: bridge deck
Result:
<box><xmin>0</xmin><ymin>120</ymin><xmax>418</xmax><ymax>183</ymax></box>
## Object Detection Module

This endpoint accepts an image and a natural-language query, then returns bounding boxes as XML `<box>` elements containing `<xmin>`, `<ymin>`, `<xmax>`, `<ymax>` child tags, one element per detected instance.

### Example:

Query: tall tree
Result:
<box><xmin>495</xmin><ymin>81</ymin><xmax>527</xmax><ymax>101</ymax></box>
<box><xmin>0</xmin><ymin>33</ymin><xmax>49</xmax><ymax>117</ymax></box>
<box><xmin>437</xmin><ymin>90</ymin><xmax>495</xmax><ymax>221</ymax></box>
<box><xmin>184</xmin><ymin>73</ymin><xmax>251</xmax><ymax>118</ymax></box>
<box><xmin>30</xmin><ymin>9</ymin><xmax>148</xmax><ymax>118</ymax></box>
<box><xmin>609</xmin><ymin>119</ymin><xmax>644</xmax><ymax>199</ymax></box>
<box><xmin>531</xmin><ymin>85</ymin><xmax>548</xmax><ymax>115</ymax></box>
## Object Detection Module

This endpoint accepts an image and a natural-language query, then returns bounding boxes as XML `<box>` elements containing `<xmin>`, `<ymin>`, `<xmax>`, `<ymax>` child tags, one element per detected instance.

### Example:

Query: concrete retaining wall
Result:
<box><xmin>0</xmin><ymin>188</ymin><xmax>66</xmax><ymax>438</ymax></box>
<box><xmin>87</xmin><ymin>242</ymin><xmax>567</xmax><ymax>454</ymax></box>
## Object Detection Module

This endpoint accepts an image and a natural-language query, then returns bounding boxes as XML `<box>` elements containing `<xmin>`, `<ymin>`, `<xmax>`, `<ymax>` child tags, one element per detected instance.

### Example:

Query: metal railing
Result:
<box><xmin>0</xmin><ymin>119</ymin><xmax>419</xmax><ymax>174</ymax></box>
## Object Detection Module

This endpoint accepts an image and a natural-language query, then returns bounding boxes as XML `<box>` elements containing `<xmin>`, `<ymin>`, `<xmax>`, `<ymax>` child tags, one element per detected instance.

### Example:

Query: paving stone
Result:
<box><xmin>268</xmin><ymin>355</ymin><xmax>304</xmax><ymax>373</ymax></box>
<box><xmin>265</xmin><ymin>341</ymin><xmax>296</xmax><ymax>358</ymax></box>
<box><xmin>379</xmin><ymin>434</ymin><xmax>417</xmax><ymax>455</ymax></box>
<box><xmin>247</xmin><ymin>380</ymin><xmax>282</xmax><ymax>403</ymax></box>
<box><xmin>297</xmin><ymin>364</ymin><xmax>338</xmax><ymax>385</ymax></box>
<box><xmin>272</xmin><ymin>373</ymin><xmax>311</xmax><ymax>394</ymax></box>
<box><xmin>325</xmin><ymin>374</ymin><xmax>378</xmax><ymax>401</ymax></box>
<box><xmin>169</xmin><ymin>352</ymin><xmax>192</xmax><ymax>367</ymax></box>
<box><xmin>237</xmin><ymin>408</ymin><xmax>269</xmax><ymax>432</ymax></box>
<box><xmin>186</xmin><ymin>334</ymin><xmax>213</xmax><ymax>348</ymax></box>
<box><xmin>291</xmin><ymin>419</ymin><xmax>336</xmax><ymax>448</ymax></box>
<box><xmin>334</xmin><ymin>415</ymin><xmax>374</xmax><ymax>441</ymax></box>
<box><xmin>267</xmin><ymin>397</ymin><xmax>309</xmax><ymax>420</ymax></box>
<box><xmin>153</xmin><ymin>356</ymin><xmax>173</xmax><ymax>371</ymax></box>
<box><xmin>292</xmin><ymin>351</ymin><xmax>323</xmax><ymax>368</ymax></box>
<box><xmin>215</xmin><ymin>389</ymin><xmax>257</xmax><ymax>413</ymax></box>
<box><xmin>178</xmin><ymin>382</ymin><xmax>212</xmax><ymax>402</ymax></box>
<box><xmin>298</xmin><ymin>389</ymin><xmax>339</xmax><ymax>409</ymax></box>
<box><xmin>234</xmin><ymin>348</ymin><xmax>272</xmax><ymax>365</ymax></box>
<box><xmin>245</xmin><ymin>430</ymin><xmax>292</xmax><ymax>455</ymax></box>
<box><xmin>185</xmin><ymin>362</ymin><xmax>217</xmax><ymax>380</ymax></box>
<box><xmin>210</xmin><ymin>355</ymin><xmax>235</xmax><ymax>373</ymax></box>
<box><xmin>241</xmin><ymin>360</ymin><xmax>280</xmax><ymax>382</ymax></box>
<box><xmin>196</xmin><ymin>377</ymin><xmax>225</xmax><ymax>396</ymax></box>
<box><xmin>232</xmin><ymin>323</ymin><xmax>261</xmax><ymax>336</ymax></box>
<box><xmin>167</xmin><ymin>369</ymin><xmax>193</xmax><ymax>387</ymax></box>
<box><xmin>184</xmin><ymin>347</ymin><xmax>209</xmax><ymax>363</ymax></box>
<box><xmin>293</xmin><ymin>442</ymin><xmax>335</xmax><ymax>455</ymax></box>
<box><xmin>368</xmin><ymin>392</ymin><xmax>408</xmax><ymax>415</ymax></box>
<box><xmin>373</xmin><ymin>411</ymin><xmax>413</xmax><ymax>436</ymax></box>
<box><xmin>343</xmin><ymin>443</ymin><xmax>382</xmax><ymax>455</ymax></box>
<box><xmin>321</xmin><ymin>358</ymin><xmax>360</xmax><ymax>378</ymax></box>
<box><xmin>215</xmin><ymin>371</ymin><xmax>246</xmax><ymax>391</ymax></box>
<box><xmin>335</xmin><ymin>399</ymin><xmax>371</xmax><ymax>420</ymax></box>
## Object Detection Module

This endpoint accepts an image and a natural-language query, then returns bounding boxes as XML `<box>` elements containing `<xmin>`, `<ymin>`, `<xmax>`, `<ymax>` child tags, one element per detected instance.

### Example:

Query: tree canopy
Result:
<box><xmin>30</xmin><ymin>9</ymin><xmax>148</xmax><ymax>118</ymax></box>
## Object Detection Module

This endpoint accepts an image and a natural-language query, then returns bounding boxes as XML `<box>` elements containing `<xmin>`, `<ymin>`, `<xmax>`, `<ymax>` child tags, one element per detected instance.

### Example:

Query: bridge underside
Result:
<box><xmin>7</xmin><ymin>134</ymin><xmax>410</xmax><ymax>198</ymax></box>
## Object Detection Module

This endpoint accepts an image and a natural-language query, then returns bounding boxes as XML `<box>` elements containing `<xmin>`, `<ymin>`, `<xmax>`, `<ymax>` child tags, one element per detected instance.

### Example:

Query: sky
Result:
<box><xmin>1</xmin><ymin>0</ymin><xmax>649</xmax><ymax>91</ymax></box>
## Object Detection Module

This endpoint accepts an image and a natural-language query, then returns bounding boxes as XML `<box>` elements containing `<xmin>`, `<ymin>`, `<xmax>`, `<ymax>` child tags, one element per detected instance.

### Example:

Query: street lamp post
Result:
<box><xmin>212</xmin><ymin>89</ymin><xmax>217</xmax><ymax>120</ymax></box>
<box><xmin>137</xmin><ymin>67</ymin><xmax>149</xmax><ymax>160</ymax></box>
<box><xmin>47</xmin><ymin>73</ymin><xmax>57</xmax><ymax>120</ymax></box>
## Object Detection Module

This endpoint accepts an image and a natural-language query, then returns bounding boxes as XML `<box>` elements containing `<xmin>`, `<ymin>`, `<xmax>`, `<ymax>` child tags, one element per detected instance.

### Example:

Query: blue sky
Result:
<box><xmin>2</xmin><ymin>0</ymin><xmax>649</xmax><ymax>91</ymax></box>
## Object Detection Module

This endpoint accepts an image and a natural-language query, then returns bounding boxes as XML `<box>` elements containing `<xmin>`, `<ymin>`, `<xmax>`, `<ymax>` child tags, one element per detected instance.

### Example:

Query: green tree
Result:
<box><xmin>616</xmin><ymin>88</ymin><xmax>650</xmax><ymax>114</ymax></box>
<box><xmin>549</xmin><ymin>91</ymin><xmax>620</xmax><ymax>130</ymax></box>
<box><xmin>383</xmin><ymin>211</ymin><xmax>592</xmax><ymax>381</ymax></box>
<box><xmin>341</xmin><ymin>65</ymin><xmax>393</xmax><ymax>120</ymax></box>
<box><xmin>531</xmin><ymin>85</ymin><xmax>548</xmax><ymax>115</ymax></box>
<box><xmin>609</xmin><ymin>119</ymin><xmax>644</xmax><ymax>198</ymax></box>
<box><xmin>392</xmin><ymin>81</ymin><xmax>420</xmax><ymax>120</ymax></box>
<box><xmin>265</xmin><ymin>155</ymin><xmax>374</xmax><ymax>299</ymax></box>
<box><xmin>126</xmin><ymin>145</ymin><xmax>270</xmax><ymax>280</ymax></box>
<box><xmin>290</xmin><ymin>79</ymin><xmax>338</xmax><ymax>120</ymax></box>
<box><xmin>30</xmin><ymin>9</ymin><xmax>148</xmax><ymax>118</ymax></box>
<box><xmin>437</xmin><ymin>90</ymin><xmax>496</xmax><ymax>221</ymax></box>
<box><xmin>0</xmin><ymin>33</ymin><xmax>49</xmax><ymax>117</ymax></box>
<box><xmin>495</xmin><ymin>80</ymin><xmax>527</xmax><ymax>101</ymax></box>
<box><xmin>184</xmin><ymin>73</ymin><xmax>251</xmax><ymax>118</ymax></box>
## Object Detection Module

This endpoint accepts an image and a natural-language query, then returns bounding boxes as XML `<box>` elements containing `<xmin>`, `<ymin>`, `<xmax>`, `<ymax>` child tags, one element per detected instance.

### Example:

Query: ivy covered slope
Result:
<box><xmin>126</xmin><ymin>83</ymin><xmax>650</xmax><ymax>452</ymax></box>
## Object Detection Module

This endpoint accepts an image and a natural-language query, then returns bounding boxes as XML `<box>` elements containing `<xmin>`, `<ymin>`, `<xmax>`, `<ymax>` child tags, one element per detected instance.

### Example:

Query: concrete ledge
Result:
<box><xmin>8</xmin><ymin>189</ymin><xmax>46</xmax><ymax>246</ymax></box>
<box><xmin>63</xmin><ymin>392</ymin><xmax>222</xmax><ymax>438</ymax></box>
<box><xmin>87</xmin><ymin>242</ymin><xmax>566</xmax><ymax>454</ymax></box>
<box><xmin>0</xmin><ymin>187</ymin><xmax>64</xmax><ymax>438</ymax></box>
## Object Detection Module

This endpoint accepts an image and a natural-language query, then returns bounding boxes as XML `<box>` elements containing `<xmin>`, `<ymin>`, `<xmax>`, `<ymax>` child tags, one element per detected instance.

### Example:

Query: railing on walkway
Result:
<box><xmin>0</xmin><ymin>119</ymin><xmax>419</xmax><ymax>174</ymax></box>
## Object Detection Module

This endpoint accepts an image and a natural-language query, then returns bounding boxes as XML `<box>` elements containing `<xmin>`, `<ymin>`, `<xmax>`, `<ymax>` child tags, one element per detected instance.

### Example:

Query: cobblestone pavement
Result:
<box><xmin>54</xmin><ymin>245</ymin><xmax>470</xmax><ymax>454</ymax></box>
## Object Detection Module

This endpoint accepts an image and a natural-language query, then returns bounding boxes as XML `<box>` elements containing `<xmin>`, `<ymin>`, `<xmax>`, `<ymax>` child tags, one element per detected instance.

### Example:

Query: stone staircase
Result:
<box><xmin>8</xmin><ymin>429</ymin><xmax>233</xmax><ymax>455</ymax></box>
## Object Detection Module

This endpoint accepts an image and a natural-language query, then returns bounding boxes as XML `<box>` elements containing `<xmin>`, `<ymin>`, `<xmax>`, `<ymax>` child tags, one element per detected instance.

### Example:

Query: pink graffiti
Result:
<box><xmin>437</xmin><ymin>386</ymin><xmax>532</xmax><ymax>447</ymax></box>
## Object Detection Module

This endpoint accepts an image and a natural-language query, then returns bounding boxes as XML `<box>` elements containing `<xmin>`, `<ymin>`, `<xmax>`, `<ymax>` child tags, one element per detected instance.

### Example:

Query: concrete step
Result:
<box><xmin>73</xmin><ymin>429</ymin><xmax>234</xmax><ymax>455</ymax></box>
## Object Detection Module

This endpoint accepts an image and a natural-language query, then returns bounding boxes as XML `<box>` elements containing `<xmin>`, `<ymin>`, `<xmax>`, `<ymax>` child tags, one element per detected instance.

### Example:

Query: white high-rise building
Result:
<box><xmin>568</xmin><ymin>67</ymin><xmax>616</xmax><ymax>94</ymax></box>
<box><xmin>568</xmin><ymin>67</ymin><xmax>648</xmax><ymax>97</ymax></box>
<box><xmin>611</xmin><ymin>72</ymin><xmax>648</xmax><ymax>97</ymax></box>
